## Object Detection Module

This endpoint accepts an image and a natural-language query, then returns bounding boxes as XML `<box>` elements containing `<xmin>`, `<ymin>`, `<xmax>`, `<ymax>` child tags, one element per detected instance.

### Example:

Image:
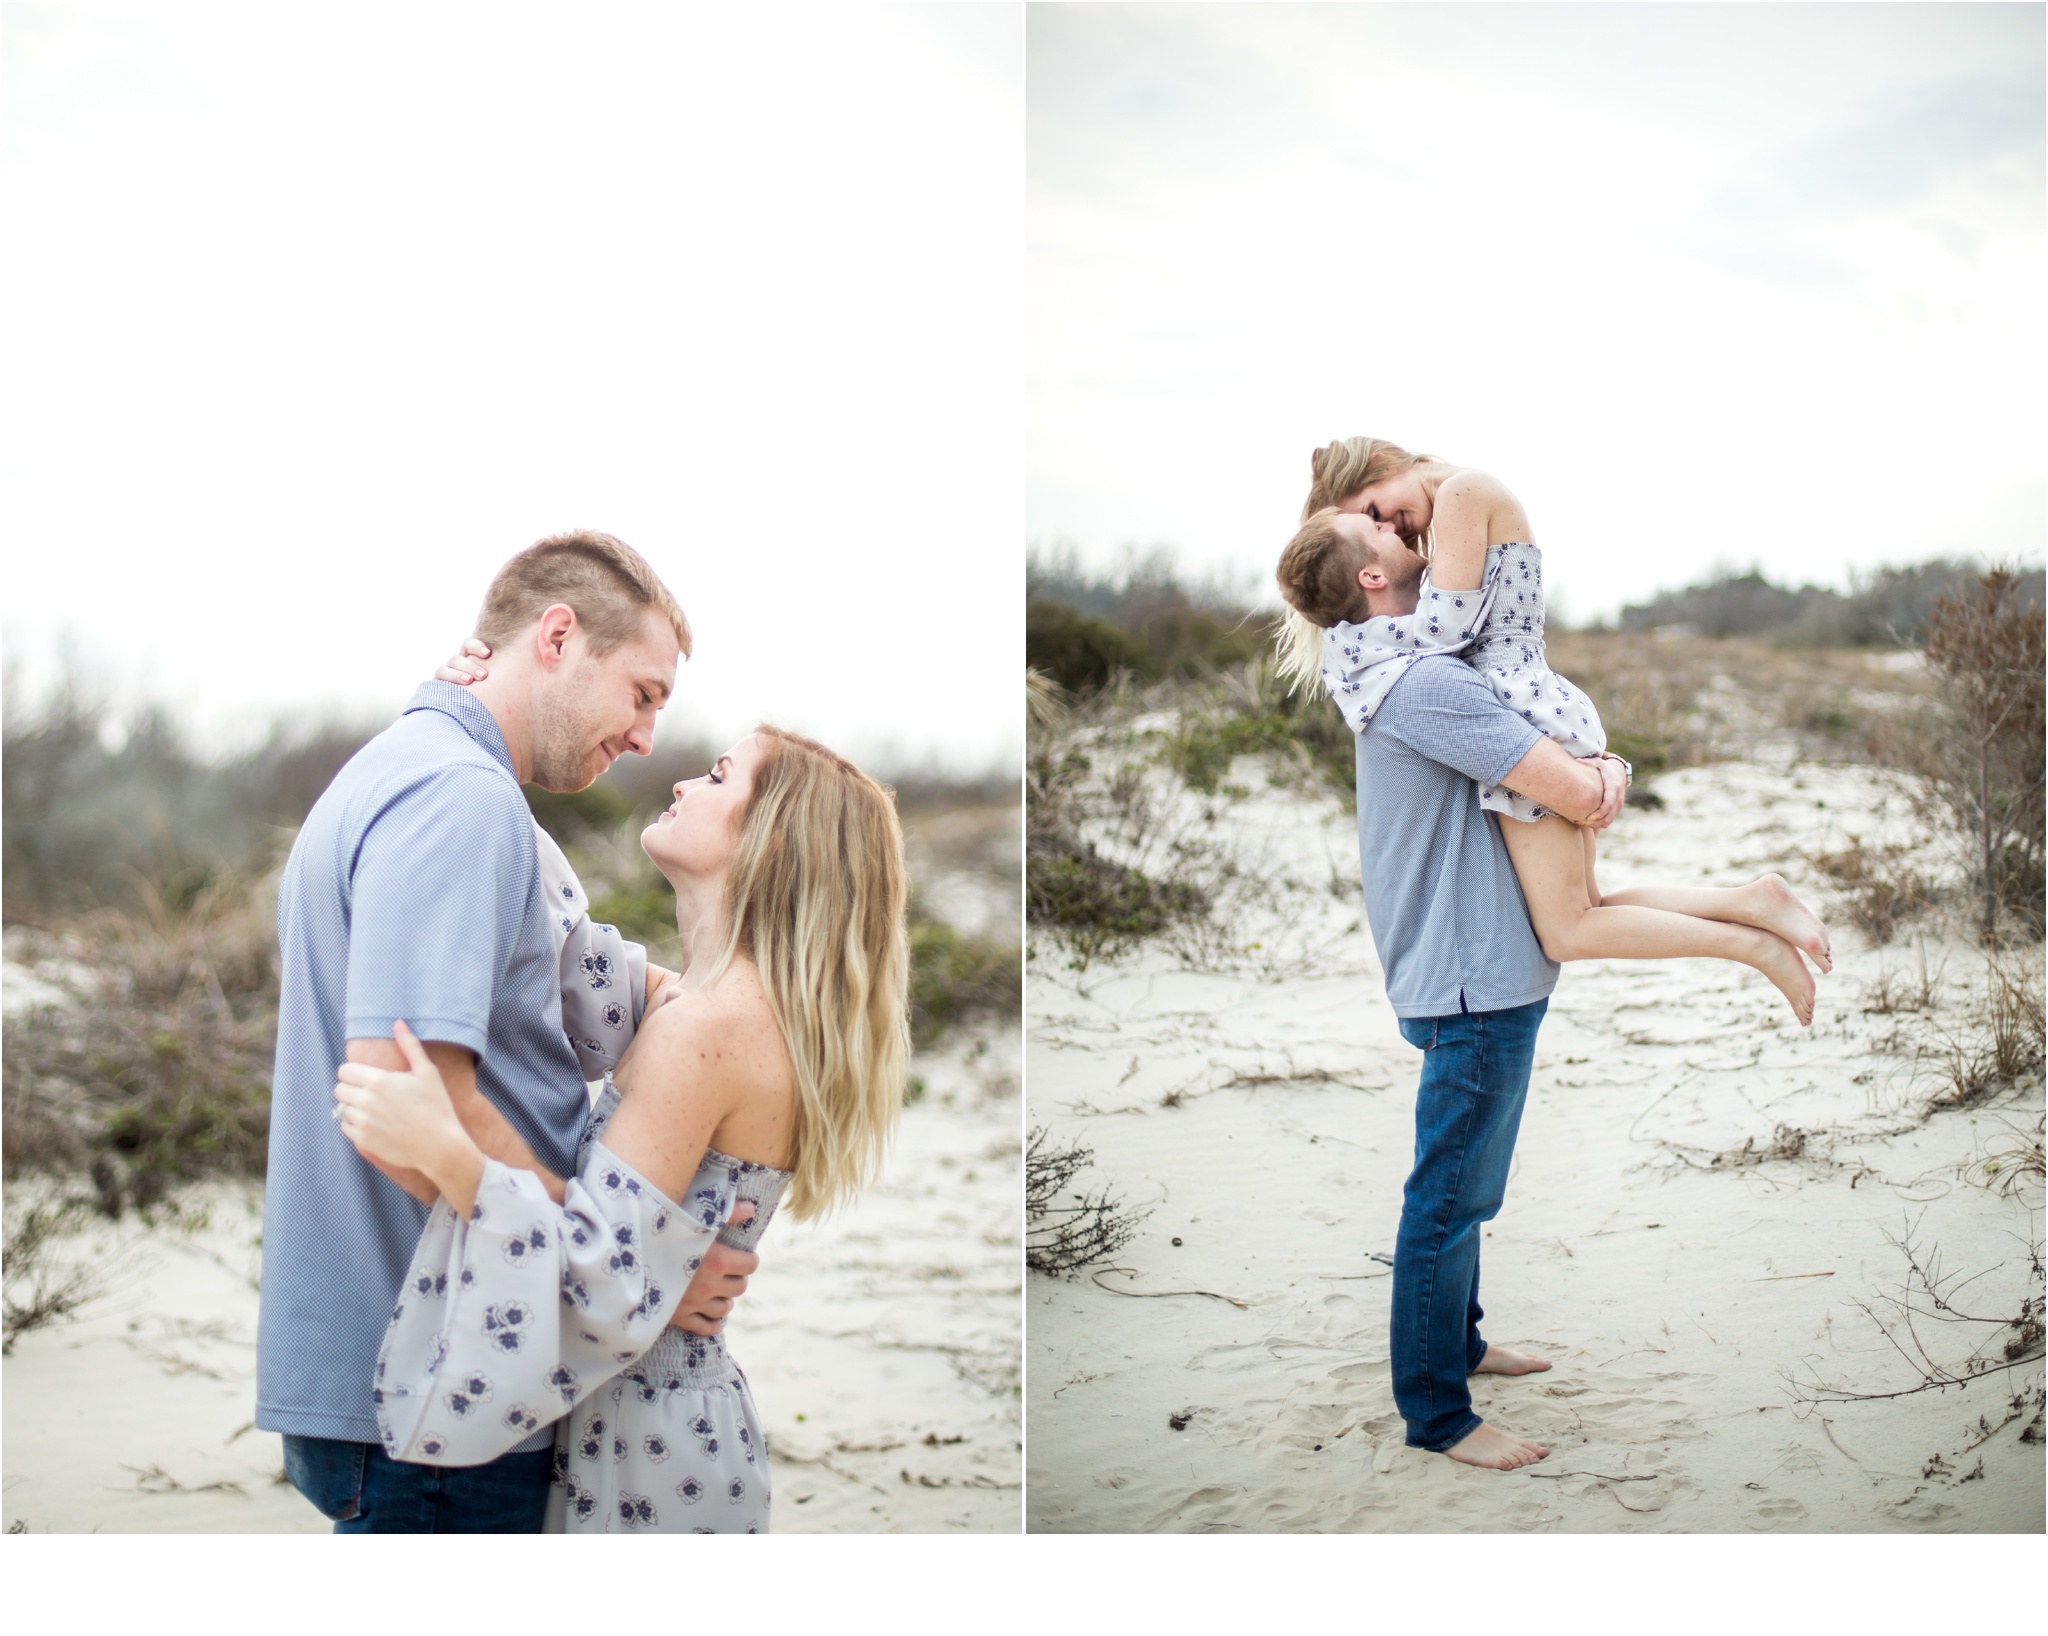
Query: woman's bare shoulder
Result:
<box><xmin>1436</xmin><ymin>466</ymin><xmax>1519</xmax><ymax>513</ymax></box>
<box><xmin>634</xmin><ymin>967</ymin><xmax>791</xmax><ymax>1096</ymax></box>
<box><xmin>637</xmin><ymin>973</ymin><xmax>777</xmax><ymax>1064</ymax></box>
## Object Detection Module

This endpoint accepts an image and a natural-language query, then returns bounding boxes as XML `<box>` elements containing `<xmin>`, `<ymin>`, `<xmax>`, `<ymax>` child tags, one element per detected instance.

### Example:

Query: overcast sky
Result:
<box><xmin>2</xmin><ymin>3</ymin><xmax>1021</xmax><ymax>772</ymax></box>
<box><xmin>1028</xmin><ymin>3</ymin><xmax>2045</xmax><ymax>621</ymax></box>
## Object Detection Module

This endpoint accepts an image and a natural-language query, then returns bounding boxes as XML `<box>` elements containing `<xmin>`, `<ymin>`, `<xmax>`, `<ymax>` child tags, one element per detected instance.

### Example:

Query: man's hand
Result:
<box><xmin>667</xmin><ymin>1201</ymin><xmax>760</xmax><ymax>1335</ymax></box>
<box><xmin>1588</xmin><ymin>756</ymin><xmax>1627</xmax><ymax>829</ymax></box>
<box><xmin>1497</xmin><ymin>738</ymin><xmax>1615</xmax><ymax>828</ymax></box>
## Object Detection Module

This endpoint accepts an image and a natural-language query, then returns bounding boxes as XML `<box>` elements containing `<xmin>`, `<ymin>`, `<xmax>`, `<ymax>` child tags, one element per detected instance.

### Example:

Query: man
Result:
<box><xmin>256</xmin><ymin>531</ymin><xmax>756</xmax><ymax>1530</ymax></box>
<box><xmin>1343</xmin><ymin>522</ymin><xmax>1625</xmax><ymax>1471</ymax></box>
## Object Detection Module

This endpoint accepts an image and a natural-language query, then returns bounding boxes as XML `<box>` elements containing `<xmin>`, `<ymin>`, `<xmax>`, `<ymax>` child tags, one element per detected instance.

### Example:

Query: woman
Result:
<box><xmin>332</xmin><ymin>725</ymin><xmax>911</xmax><ymax>1532</ymax></box>
<box><xmin>1275</xmin><ymin>435</ymin><xmax>1831</xmax><ymax>1024</ymax></box>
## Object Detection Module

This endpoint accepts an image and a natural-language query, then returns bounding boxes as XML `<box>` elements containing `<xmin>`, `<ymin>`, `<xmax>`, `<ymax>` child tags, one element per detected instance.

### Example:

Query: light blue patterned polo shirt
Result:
<box><xmin>1356</xmin><ymin>656</ymin><xmax>1559</xmax><ymax>1018</ymax></box>
<box><xmin>256</xmin><ymin>682</ymin><xmax>591</xmax><ymax>1445</ymax></box>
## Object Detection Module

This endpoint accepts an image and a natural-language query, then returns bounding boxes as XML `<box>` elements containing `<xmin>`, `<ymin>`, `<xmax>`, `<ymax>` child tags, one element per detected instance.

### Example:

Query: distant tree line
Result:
<box><xmin>1027</xmin><ymin>546</ymin><xmax>1270</xmax><ymax>692</ymax></box>
<box><xmin>1607</xmin><ymin>559</ymin><xmax>2045</xmax><ymax>648</ymax></box>
<box><xmin>1027</xmin><ymin>548</ymin><xmax>2045</xmax><ymax>694</ymax></box>
<box><xmin>1</xmin><ymin>676</ymin><xmax>1014</xmax><ymax>922</ymax></box>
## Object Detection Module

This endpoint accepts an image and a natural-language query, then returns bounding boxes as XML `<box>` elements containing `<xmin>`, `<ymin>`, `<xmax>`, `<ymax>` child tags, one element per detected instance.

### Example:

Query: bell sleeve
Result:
<box><xmin>373</xmin><ymin>1141</ymin><xmax>739</xmax><ymax>1467</ymax></box>
<box><xmin>534</xmin><ymin>821</ymin><xmax>649</xmax><ymax>1080</ymax></box>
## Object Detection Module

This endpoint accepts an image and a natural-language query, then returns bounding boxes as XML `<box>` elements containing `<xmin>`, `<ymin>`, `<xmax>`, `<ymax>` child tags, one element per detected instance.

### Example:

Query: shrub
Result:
<box><xmin>1025</xmin><ymin>1127</ymin><xmax>1145</xmax><ymax>1276</ymax></box>
<box><xmin>1807</xmin><ymin>843</ymin><xmax>1932</xmax><ymax>946</ymax></box>
<box><xmin>908</xmin><ymin>916</ymin><xmax>1021</xmax><ymax>1049</ymax></box>
<box><xmin>1911</xmin><ymin>569</ymin><xmax>2045</xmax><ymax>946</ymax></box>
<box><xmin>1026</xmin><ymin>599</ymin><xmax>1153</xmax><ymax>694</ymax></box>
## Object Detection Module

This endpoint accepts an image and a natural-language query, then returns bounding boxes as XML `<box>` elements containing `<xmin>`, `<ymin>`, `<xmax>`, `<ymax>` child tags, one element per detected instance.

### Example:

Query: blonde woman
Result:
<box><xmin>1276</xmin><ymin>435</ymin><xmax>1831</xmax><ymax>1026</ymax></box>
<box><xmin>331</xmin><ymin>725</ymin><xmax>910</xmax><ymax>1532</ymax></box>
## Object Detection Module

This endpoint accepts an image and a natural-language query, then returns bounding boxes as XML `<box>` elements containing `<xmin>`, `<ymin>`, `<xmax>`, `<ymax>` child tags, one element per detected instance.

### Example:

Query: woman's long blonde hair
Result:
<box><xmin>705</xmin><ymin>726</ymin><xmax>910</xmax><ymax>1220</ymax></box>
<box><xmin>1275</xmin><ymin>435</ymin><xmax>1441</xmax><ymax>694</ymax></box>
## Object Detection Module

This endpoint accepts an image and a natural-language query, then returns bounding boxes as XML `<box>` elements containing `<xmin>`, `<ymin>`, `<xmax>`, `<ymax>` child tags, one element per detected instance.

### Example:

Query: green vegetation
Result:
<box><xmin>909</xmin><ymin>917</ymin><xmax>1022</xmax><ymax>1049</ymax></box>
<box><xmin>1026</xmin><ymin>740</ymin><xmax>1210</xmax><ymax>967</ymax></box>
<box><xmin>3</xmin><ymin>677</ymin><xmax>1019</xmax><ymax>1216</ymax></box>
<box><xmin>1025</xmin><ymin>545</ymin><xmax>2044</xmax><ymax>970</ymax></box>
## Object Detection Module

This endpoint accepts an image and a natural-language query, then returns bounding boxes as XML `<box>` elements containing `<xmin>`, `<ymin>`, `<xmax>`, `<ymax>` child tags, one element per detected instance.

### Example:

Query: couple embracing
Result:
<box><xmin>255</xmin><ymin>531</ymin><xmax>909</xmax><ymax>1531</ymax></box>
<box><xmin>1274</xmin><ymin>438</ymin><xmax>1833</xmax><ymax>1470</ymax></box>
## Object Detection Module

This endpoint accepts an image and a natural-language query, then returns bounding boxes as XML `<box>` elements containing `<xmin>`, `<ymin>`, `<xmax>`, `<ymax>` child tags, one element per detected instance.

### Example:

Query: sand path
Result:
<box><xmin>1026</xmin><ymin>757</ymin><xmax>2043</xmax><ymax>1532</ymax></box>
<box><xmin>3</xmin><ymin>1029</ymin><xmax>1020</xmax><ymax>1534</ymax></box>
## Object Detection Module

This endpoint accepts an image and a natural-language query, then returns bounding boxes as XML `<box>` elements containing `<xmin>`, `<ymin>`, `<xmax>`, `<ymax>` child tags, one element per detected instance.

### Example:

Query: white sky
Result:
<box><xmin>1028</xmin><ymin>2</ymin><xmax>2046</xmax><ymax>621</ymax></box>
<box><xmin>2</xmin><ymin>2</ymin><xmax>1021</xmax><ymax>773</ymax></box>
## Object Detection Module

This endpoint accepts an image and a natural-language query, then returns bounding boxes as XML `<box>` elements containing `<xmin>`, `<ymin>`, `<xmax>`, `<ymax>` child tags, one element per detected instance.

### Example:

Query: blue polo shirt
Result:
<box><xmin>1356</xmin><ymin>656</ymin><xmax>1559</xmax><ymax>1018</ymax></box>
<box><xmin>256</xmin><ymin>682</ymin><xmax>589</xmax><ymax>1444</ymax></box>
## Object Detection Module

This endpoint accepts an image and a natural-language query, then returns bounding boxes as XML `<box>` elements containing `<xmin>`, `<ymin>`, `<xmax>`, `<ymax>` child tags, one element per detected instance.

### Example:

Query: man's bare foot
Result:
<box><xmin>1743</xmin><ymin>874</ymin><xmax>1832</xmax><ymax>973</ymax></box>
<box><xmin>1472</xmin><ymin>1343</ymin><xmax>1551</xmax><ymax>1377</ymax></box>
<box><xmin>1443</xmin><ymin>1422</ymin><xmax>1550</xmax><ymax>1470</ymax></box>
<box><xmin>1748</xmin><ymin>927</ymin><xmax>1816</xmax><ymax>1025</ymax></box>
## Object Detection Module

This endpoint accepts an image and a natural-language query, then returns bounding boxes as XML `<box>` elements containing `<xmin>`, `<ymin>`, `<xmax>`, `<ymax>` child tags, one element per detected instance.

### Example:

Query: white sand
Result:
<box><xmin>2</xmin><ymin>1027</ymin><xmax>1020</xmax><ymax>1534</ymax></box>
<box><xmin>1026</xmin><ymin>753</ymin><xmax>2043</xmax><ymax>1532</ymax></box>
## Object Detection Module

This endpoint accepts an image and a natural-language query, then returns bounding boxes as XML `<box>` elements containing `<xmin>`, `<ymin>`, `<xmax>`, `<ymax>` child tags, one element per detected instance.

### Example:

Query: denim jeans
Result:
<box><xmin>282</xmin><ymin>1433</ymin><xmax>554</xmax><ymax>1533</ymax></box>
<box><xmin>1389</xmin><ymin>996</ymin><xmax>1547</xmax><ymax>1452</ymax></box>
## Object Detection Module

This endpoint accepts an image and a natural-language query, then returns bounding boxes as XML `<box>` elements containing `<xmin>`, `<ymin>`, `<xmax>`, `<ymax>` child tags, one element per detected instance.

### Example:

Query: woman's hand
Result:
<box><xmin>334</xmin><ymin>1021</ymin><xmax>475</xmax><ymax>1186</ymax></box>
<box><xmin>433</xmin><ymin>638</ymin><xmax>493</xmax><ymax>687</ymax></box>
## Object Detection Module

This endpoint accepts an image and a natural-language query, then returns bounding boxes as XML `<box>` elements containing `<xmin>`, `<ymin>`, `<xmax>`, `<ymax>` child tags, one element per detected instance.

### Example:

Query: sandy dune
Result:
<box><xmin>1026</xmin><ymin>753</ymin><xmax>2043</xmax><ymax>1532</ymax></box>
<box><xmin>2</xmin><ymin>1028</ymin><xmax>1020</xmax><ymax>1534</ymax></box>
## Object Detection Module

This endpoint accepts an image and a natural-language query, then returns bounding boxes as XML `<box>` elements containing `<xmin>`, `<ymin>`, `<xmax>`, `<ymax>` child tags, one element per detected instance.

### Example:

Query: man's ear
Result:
<box><xmin>1356</xmin><ymin>562</ymin><xmax>1387</xmax><ymax>595</ymax></box>
<box><xmin>534</xmin><ymin>603</ymin><xmax>579</xmax><ymax>668</ymax></box>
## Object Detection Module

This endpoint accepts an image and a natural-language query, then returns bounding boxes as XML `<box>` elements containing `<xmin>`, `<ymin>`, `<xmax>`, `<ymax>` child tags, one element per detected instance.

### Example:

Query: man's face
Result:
<box><xmin>528</xmin><ymin>609</ymin><xmax>681</xmax><ymax>793</ymax></box>
<box><xmin>1331</xmin><ymin>512</ymin><xmax>1425</xmax><ymax>599</ymax></box>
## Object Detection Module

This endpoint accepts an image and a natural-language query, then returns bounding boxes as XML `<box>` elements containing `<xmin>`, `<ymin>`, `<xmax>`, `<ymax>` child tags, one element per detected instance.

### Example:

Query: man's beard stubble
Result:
<box><xmin>528</xmin><ymin>674</ymin><xmax>612</xmax><ymax>793</ymax></box>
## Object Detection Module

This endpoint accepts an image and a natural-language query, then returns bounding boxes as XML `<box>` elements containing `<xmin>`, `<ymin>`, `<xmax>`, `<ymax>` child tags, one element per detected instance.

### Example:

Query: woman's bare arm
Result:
<box><xmin>345</xmin><ymin>1035</ymin><xmax>564</xmax><ymax>1206</ymax></box>
<box><xmin>337</xmin><ymin>1017</ymin><xmax>761</xmax><ymax>1332</ymax></box>
<box><xmin>1427</xmin><ymin>469</ymin><xmax>1533</xmax><ymax>593</ymax></box>
<box><xmin>589</xmin><ymin>1000</ymin><xmax>741</xmax><ymax>1203</ymax></box>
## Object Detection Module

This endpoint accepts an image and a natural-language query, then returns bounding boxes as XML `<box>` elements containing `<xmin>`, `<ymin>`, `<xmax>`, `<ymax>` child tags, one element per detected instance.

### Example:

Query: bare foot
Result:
<box><xmin>1472</xmin><ymin>1343</ymin><xmax>1552</xmax><ymax>1377</ymax></box>
<box><xmin>1744</xmin><ymin>874</ymin><xmax>1831</xmax><ymax>973</ymax></box>
<box><xmin>1444</xmin><ymin>1422</ymin><xmax>1550</xmax><ymax>1471</ymax></box>
<box><xmin>1748</xmin><ymin>927</ymin><xmax>1816</xmax><ymax>1026</ymax></box>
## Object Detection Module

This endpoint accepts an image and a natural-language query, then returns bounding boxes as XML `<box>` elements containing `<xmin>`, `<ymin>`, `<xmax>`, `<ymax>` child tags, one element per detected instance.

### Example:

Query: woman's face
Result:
<box><xmin>642</xmin><ymin>734</ymin><xmax>764</xmax><ymax>880</ymax></box>
<box><xmin>1332</xmin><ymin>510</ymin><xmax>1405</xmax><ymax>554</ymax></box>
<box><xmin>1339</xmin><ymin>468</ymin><xmax>1432</xmax><ymax>538</ymax></box>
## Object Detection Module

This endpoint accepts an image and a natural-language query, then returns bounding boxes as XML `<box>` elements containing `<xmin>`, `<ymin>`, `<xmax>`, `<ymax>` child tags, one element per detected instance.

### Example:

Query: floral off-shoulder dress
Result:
<box><xmin>534</xmin><ymin>821</ymin><xmax>645</xmax><ymax>1082</ymax></box>
<box><xmin>1319</xmin><ymin>541</ymin><xmax>1606</xmax><ymax>822</ymax></box>
<box><xmin>373</xmin><ymin>1077</ymin><xmax>792</xmax><ymax>1533</ymax></box>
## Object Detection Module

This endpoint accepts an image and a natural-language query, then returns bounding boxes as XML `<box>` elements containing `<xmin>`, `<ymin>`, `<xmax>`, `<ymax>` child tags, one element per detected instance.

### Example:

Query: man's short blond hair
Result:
<box><xmin>476</xmin><ymin>530</ymin><xmax>692</xmax><ymax>659</ymax></box>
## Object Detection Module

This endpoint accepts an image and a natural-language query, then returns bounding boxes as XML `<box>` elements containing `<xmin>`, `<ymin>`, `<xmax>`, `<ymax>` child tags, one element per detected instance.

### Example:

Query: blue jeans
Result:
<box><xmin>1389</xmin><ymin>997</ymin><xmax>1547</xmax><ymax>1452</ymax></box>
<box><xmin>282</xmin><ymin>1434</ymin><xmax>553</xmax><ymax>1533</ymax></box>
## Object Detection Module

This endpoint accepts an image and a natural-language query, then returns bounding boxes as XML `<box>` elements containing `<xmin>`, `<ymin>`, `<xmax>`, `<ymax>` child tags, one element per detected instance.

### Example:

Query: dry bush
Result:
<box><xmin>1967</xmin><ymin>1114</ymin><xmax>2045</xmax><ymax>1200</ymax></box>
<box><xmin>1790</xmin><ymin>1224</ymin><xmax>2045</xmax><ymax>1405</ymax></box>
<box><xmin>3</xmin><ymin>865</ymin><xmax>280</xmax><ymax>1212</ymax></box>
<box><xmin>1546</xmin><ymin>629</ymin><xmax>1924</xmax><ymax>773</ymax></box>
<box><xmin>1025</xmin><ymin>1127</ymin><xmax>1147</xmax><ymax>1277</ymax></box>
<box><xmin>1892</xmin><ymin>569</ymin><xmax>2045</xmax><ymax>947</ymax></box>
<box><xmin>1860</xmin><ymin>945</ymin><xmax>1945</xmax><ymax>1016</ymax></box>
<box><xmin>1</xmin><ymin>1192</ymin><xmax>101</xmax><ymax>1354</ymax></box>
<box><xmin>1806</xmin><ymin>842</ymin><xmax>1933</xmax><ymax>945</ymax></box>
<box><xmin>1925</xmin><ymin>953</ymin><xmax>2045</xmax><ymax>1113</ymax></box>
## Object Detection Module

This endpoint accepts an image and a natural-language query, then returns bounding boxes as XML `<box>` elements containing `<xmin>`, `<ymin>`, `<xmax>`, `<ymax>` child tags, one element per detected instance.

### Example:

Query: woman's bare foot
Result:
<box><xmin>1444</xmin><ymin>1423</ymin><xmax>1550</xmax><ymax>1470</ymax></box>
<box><xmin>1748</xmin><ymin>927</ymin><xmax>1816</xmax><ymax>1026</ymax></box>
<box><xmin>1471</xmin><ymin>1343</ymin><xmax>1551</xmax><ymax>1377</ymax></box>
<box><xmin>1743</xmin><ymin>874</ymin><xmax>1831</xmax><ymax>973</ymax></box>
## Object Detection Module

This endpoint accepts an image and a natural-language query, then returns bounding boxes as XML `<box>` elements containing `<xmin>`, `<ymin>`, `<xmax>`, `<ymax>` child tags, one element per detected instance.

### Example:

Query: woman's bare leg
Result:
<box><xmin>1598</xmin><ymin>878</ymin><xmax>1831</xmax><ymax>971</ymax></box>
<box><xmin>1503</xmin><ymin>816</ymin><xmax>1816</xmax><ymax>1025</ymax></box>
<box><xmin>1578</xmin><ymin>821</ymin><xmax>1830</xmax><ymax>969</ymax></box>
